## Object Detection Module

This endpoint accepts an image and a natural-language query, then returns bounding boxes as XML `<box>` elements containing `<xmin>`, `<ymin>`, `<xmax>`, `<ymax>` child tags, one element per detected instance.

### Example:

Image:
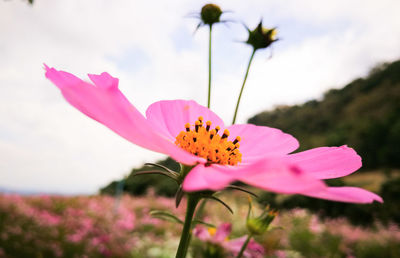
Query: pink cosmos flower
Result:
<box><xmin>193</xmin><ymin>223</ymin><xmax>264</xmax><ymax>258</ymax></box>
<box><xmin>44</xmin><ymin>66</ymin><xmax>382</xmax><ymax>203</ymax></box>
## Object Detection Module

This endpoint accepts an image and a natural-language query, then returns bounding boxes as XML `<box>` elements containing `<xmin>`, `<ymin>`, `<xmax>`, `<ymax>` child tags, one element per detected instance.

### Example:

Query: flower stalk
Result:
<box><xmin>207</xmin><ymin>24</ymin><xmax>213</xmax><ymax>108</ymax></box>
<box><xmin>236</xmin><ymin>234</ymin><xmax>253</xmax><ymax>258</ymax></box>
<box><xmin>196</xmin><ymin>3</ymin><xmax>222</xmax><ymax>108</ymax></box>
<box><xmin>175</xmin><ymin>194</ymin><xmax>200</xmax><ymax>258</ymax></box>
<box><xmin>232</xmin><ymin>49</ymin><xmax>256</xmax><ymax>124</ymax></box>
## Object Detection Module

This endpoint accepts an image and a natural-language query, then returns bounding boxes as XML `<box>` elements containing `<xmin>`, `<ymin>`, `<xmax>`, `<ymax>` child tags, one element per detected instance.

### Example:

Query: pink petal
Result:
<box><xmin>225</xmin><ymin>236</ymin><xmax>264</xmax><ymax>257</ymax></box>
<box><xmin>236</xmin><ymin>159</ymin><xmax>326</xmax><ymax>194</ymax></box>
<box><xmin>224</xmin><ymin>235</ymin><xmax>247</xmax><ymax>253</ymax></box>
<box><xmin>304</xmin><ymin>186</ymin><xmax>383</xmax><ymax>203</ymax></box>
<box><xmin>226</xmin><ymin>124</ymin><xmax>299</xmax><ymax>162</ymax></box>
<box><xmin>246</xmin><ymin>240</ymin><xmax>265</xmax><ymax>256</ymax></box>
<box><xmin>146</xmin><ymin>100</ymin><xmax>225</xmax><ymax>139</ymax></box>
<box><xmin>193</xmin><ymin>226</ymin><xmax>211</xmax><ymax>241</ymax></box>
<box><xmin>44</xmin><ymin>66</ymin><xmax>201</xmax><ymax>165</ymax></box>
<box><xmin>88</xmin><ymin>72</ymin><xmax>119</xmax><ymax>89</ymax></box>
<box><xmin>285</xmin><ymin>146</ymin><xmax>362</xmax><ymax>179</ymax></box>
<box><xmin>214</xmin><ymin>223</ymin><xmax>232</xmax><ymax>242</ymax></box>
<box><xmin>183</xmin><ymin>159</ymin><xmax>325</xmax><ymax>194</ymax></box>
<box><xmin>182</xmin><ymin>164</ymin><xmax>237</xmax><ymax>192</ymax></box>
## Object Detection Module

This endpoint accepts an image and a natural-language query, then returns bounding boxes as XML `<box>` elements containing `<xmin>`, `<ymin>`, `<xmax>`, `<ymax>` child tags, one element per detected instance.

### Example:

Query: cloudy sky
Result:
<box><xmin>1</xmin><ymin>0</ymin><xmax>399</xmax><ymax>194</ymax></box>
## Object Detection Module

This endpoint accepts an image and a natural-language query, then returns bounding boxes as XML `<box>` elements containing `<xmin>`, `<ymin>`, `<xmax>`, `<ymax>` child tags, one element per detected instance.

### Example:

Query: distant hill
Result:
<box><xmin>101</xmin><ymin>60</ymin><xmax>400</xmax><ymax>196</ymax></box>
<box><xmin>249</xmin><ymin>60</ymin><xmax>400</xmax><ymax>169</ymax></box>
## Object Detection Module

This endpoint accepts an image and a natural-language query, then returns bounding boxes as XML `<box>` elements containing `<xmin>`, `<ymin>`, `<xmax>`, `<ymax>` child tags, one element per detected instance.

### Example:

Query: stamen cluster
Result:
<box><xmin>175</xmin><ymin>117</ymin><xmax>242</xmax><ymax>166</ymax></box>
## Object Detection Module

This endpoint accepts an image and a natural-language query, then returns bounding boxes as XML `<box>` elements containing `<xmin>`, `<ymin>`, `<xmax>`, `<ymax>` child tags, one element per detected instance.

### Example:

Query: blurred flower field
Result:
<box><xmin>0</xmin><ymin>192</ymin><xmax>399</xmax><ymax>258</ymax></box>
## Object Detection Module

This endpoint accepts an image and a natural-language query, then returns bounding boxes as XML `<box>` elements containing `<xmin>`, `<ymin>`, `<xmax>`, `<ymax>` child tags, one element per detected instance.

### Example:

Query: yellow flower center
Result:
<box><xmin>175</xmin><ymin>116</ymin><xmax>242</xmax><ymax>166</ymax></box>
<box><xmin>207</xmin><ymin>227</ymin><xmax>217</xmax><ymax>236</ymax></box>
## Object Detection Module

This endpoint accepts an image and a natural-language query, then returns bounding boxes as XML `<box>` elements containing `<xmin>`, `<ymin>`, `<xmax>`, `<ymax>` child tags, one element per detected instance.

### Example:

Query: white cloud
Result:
<box><xmin>0</xmin><ymin>0</ymin><xmax>399</xmax><ymax>194</ymax></box>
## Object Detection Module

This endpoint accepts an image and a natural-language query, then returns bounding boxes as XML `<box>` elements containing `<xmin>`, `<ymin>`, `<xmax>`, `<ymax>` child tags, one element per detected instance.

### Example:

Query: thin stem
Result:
<box><xmin>236</xmin><ymin>234</ymin><xmax>253</xmax><ymax>258</ymax></box>
<box><xmin>175</xmin><ymin>195</ymin><xmax>200</xmax><ymax>258</ymax></box>
<box><xmin>207</xmin><ymin>24</ymin><xmax>213</xmax><ymax>108</ymax></box>
<box><xmin>232</xmin><ymin>49</ymin><xmax>256</xmax><ymax>124</ymax></box>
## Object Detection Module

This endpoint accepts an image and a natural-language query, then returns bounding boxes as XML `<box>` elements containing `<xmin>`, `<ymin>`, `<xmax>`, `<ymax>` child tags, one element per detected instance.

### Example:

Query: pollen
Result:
<box><xmin>175</xmin><ymin>117</ymin><xmax>242</xmax><ymax>166</ymax></box>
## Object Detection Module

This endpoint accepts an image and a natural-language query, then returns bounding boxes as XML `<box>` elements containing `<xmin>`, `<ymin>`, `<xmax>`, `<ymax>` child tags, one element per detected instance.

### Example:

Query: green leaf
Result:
<box><xmin>193</xmin><ymin>220</ymin><xmax>216</xmax><ymax>228</ymax></box>
<box><xmin>226</xmin><ymin>185</ymin><xmax>259</xmax><ymax>198</ymax></box>
<box><xmin>175</xmin><ymin>186</ymin><xmax>185</xmax><ymax>208</ymax></box>
<box><xmin>144</xmin><ymin>163</ymin><xmax>179</xmax><ymax>176</ymax></box>
<box><xmin>149</xmin><ymin>210</ymin><xmax>183</xmax><ymax>224</ymax></box>
<box><xmin>205</xmin><ymin>196</ymin><xmax>233</xmax><ymax>214</ymax></box>
<box><xmin>132</xmin><ymin>170</ymin><xmax>179</xmax><ymax>182</ymax></box>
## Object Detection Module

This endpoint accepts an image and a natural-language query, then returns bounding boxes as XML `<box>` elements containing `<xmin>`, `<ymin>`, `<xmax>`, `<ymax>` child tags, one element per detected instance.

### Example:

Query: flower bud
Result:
<box><xmin>200</xmin><ymin>3</ymin><xmax>223</xmax><ymax>26</ymax></box>
<box><xmin>245</xmin><ymin>21</ymin><xmax>277</xmax><ymax>50</ymax></box>
<box><xmin>246</xmin><ymin>199</ymin><xmax>277</xmax><ymax>235</ymax></box>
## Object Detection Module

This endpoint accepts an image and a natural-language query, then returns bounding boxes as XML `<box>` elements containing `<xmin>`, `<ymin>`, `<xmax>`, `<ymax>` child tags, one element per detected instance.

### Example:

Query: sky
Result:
<box><xmin>1</xmin><ymin>0</ymin><xmax>400</xmax><ymax>194</ymax></box>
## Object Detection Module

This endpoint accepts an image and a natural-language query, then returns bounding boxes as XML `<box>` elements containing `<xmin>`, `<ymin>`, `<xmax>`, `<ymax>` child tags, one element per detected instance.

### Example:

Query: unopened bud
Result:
<box><xmin>245</xmin><ymin>21</ymin><xmax>278</xmax><ymax>50</ymax></box>
<box><xmin>200</xmin><ymin>3</ymin><xmax>223</xmax><ymax>26</ymax></box>
<box><xmin>246</xmin><ymin>206</ymin><xmax>277</xmax><ymax>235</ymax></box>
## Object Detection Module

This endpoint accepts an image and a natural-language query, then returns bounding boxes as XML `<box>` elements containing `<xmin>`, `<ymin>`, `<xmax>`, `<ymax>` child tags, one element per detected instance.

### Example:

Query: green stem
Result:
<box><xmin>175</xmin><ymin>195</ymin><xmax>200</xmax><ymax>258</ymax></box>
<box><xmin>236</xmin><ymin>234</ymin><xmax>253</xmax><ymax>258</ymax></box>
<box><xmin>232</xmin><ymin>49</ymin><xmax>256</xmax><ymax>124</ymax></box>
<box><xmin>207</xmin><ymin>24</ymin><xmax>213</xmax><ymax>108</ymax></box>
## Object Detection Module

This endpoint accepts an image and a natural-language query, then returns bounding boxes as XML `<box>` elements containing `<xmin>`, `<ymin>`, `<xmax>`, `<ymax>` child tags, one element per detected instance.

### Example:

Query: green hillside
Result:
<box><xmin>249</xmin><ymin>61</ymin><xmax>400</xmax><ymax>169</ymax></box>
